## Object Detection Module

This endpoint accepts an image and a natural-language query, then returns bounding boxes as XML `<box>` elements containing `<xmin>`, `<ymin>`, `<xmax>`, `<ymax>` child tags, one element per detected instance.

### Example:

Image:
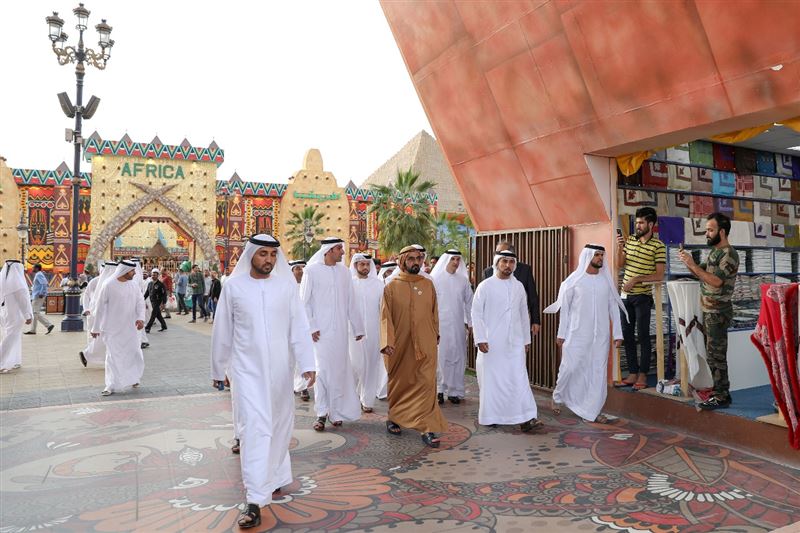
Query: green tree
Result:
<box><xmin>431</xmin><ymin>212</ymin><xmax>473</xmax><ymax>257</ymax></box>
<box><xmin>284</xmin><ymin>206</ymin><xmax>325</xmax><ymax>260</ymax></box>
<box><xmin>368</xmin><ymin>168</ymin><xmax>436</xmax><ymax>256</ymax></box>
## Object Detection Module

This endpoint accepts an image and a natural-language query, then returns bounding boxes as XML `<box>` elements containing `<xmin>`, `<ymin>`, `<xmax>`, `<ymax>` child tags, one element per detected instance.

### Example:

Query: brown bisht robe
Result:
<box><xmin>380</xmin><ymin>271</ymin><xmax>448</xmax><ymax>433</ymax></box>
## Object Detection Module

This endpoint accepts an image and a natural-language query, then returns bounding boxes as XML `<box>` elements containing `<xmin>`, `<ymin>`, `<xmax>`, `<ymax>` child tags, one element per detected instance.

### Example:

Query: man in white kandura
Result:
<box><xmin>544</xmin><ymin>244</ymin><xmax>625</xmax><ymax>424</ymax></box>
<box><xmin>131</xmin><ymin>259</ymin><xmax>150</xmax><ymax>350</ymax></box>
<box><xmin>431</xmin><ymin>249</ymin><xmax>473</xmax><ymax>405</ymax></box>
<box><xmin>79</xmin><ymin>261</ymin><xmax>117</xmax><ymax>367</ymax></box>
<box><xmin>91</xmin><ymin>260</ymin><xmax>146</xmax><ymax>396</ymax></box>
<box><xmin>379</xmin><ymin>261</ymin><xmax>397</xmax><ymax>283</ymax></box>
<box><xmin>289</xmin><ymin>259</ymin><xmax>312</xmax><ymax>402</ymax></box>
<box><xmin>348</xmin><ymin>252</ymin><xmax>385</xmax><ymax>414</ymax></box>
<box><xmin>0</xmin><ymin>260</ymin><xmax>33</xmax><ymax>373</ymax></box>
<box><xmin>211</xmin><ymin>234</ymin><xmax>316</xmax><ymax>530</ymax></box>
<box><xmin>300</xmin><ymin>237</ymin><xmax>365</xmax><ymax>432</ymax></box>
<box><xmin>471</xmin><ymin>250</ymin><xmax>542</xmax><ymax>432</ymax></box>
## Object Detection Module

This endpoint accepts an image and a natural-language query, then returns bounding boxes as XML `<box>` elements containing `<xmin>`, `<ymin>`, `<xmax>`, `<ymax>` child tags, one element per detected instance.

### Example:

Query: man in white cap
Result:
<box><xmin>348</xmin><ymin>252</ymin><xmax>385</xmax><ymax>413</ymax></box>
<box><xmin>300</xmin><ymin>237</ymin><xmax>365</xmax><ymax>431</ymax></box>
<box><xmin>471</xmin><ymin>250</ymin><xmax>542</xmax><ymax>432</ymax></box>
<box><xmin>289</xmin><ymin>259</ymin><xmax>311</xmax><ymax>401</ymax></box>
<box><xmin>375</xmin><ymin>260</ymin><xmax>396</xmax><ymax>400</ymax></box>
<box><xmin>91</xmin><ymin>260</ymin><xmax>146</xmax><ymax>396</ymax></box>
<box><xmin>431</xmin><ymin>249</ymin><xmax>473</xmax><ymax>405</ymax></box>
<box><xmin>211</xmin><ymin>234</ymin><xmax>316</xmax><ymax>530</ymax></box>
<box><xmin>79</xmin><ymin>261</ymin><xmax>117</xmax><ymax>367</ymax></box>
<box><xmin>0</xmin><ymin>260</ymin><xmax>33</xmax><ymax>373</ymax></box>
<box><xmin>144</xmin><ymin>268</ymin><xmax>168</xmax><ymax>333</ymax></box>
<box><xmin>544</xmin><ymin>244</ymin><xmax>625</xmax><ymax>424</ymax></box>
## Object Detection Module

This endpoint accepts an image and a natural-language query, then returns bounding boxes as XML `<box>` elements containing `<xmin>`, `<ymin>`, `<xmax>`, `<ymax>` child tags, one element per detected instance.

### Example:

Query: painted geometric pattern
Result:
<box><xmin>12</xmin><ymin>168</ymin><xmax>92</xmax><ymax>187</ymax></box>
<box><xmin>215</xmin><ymin>180</ymin><xmax>286</xmax><ymax>198</ymax></box>
<box><xmin>345</xmin><ymin>184</ymin><xmax>438</xmax><ymax>206</ymax></box>
<box><xmin>1</xmin><ymin>384</ymin><xmax>799</xmax><ymax>532</ymax></box>
<box><xmin>84</xmin><ymin>137</ymin><xmax>224</xmax><ymax>166</ymax></box>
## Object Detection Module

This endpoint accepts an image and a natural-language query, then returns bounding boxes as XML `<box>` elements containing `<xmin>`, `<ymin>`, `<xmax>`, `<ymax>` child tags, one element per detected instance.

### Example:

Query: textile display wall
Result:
<box><xmin>617</xmin><ymin>140</ymin><xmax>800</xmax><ymax>378</ymax></box>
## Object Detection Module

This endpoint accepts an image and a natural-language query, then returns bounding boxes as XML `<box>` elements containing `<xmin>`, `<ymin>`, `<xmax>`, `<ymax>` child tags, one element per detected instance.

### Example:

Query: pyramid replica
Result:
<box><xmin>362</xmin><ymin>131</ymin><xmax>465</xmax><ymax>215</ymax></box>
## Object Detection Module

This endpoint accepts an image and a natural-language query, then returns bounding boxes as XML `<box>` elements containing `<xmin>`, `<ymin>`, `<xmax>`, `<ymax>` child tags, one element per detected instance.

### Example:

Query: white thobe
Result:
<box><xmin>92</xmin><ymin>279</ymin><xmax>146</xmax><ymax>391</ymax></box>
<box><xmin>291</xmin><ymin>282</ymin><xmax>311</xmax><ymax>393</ymax></box>
<box><xmin>300</xmin><ymin>263</ymin><xmax>365</xmax><ymax>422</ymax></box>
<box><xmin>471</xmin><ymin>276</ymin><xmax>537</xmax><ymax>425</ymax></box>
<box><xmin>80</xmin><ymin>277</ymin><xmax>106</xmax><ymax>366</ymax></box>
<box><xmin>348</xmin><ymin>276</ymin><xmax>385</xmax><ymax>409</ymax></box>
<box><xmin>434</xmin><ymin>273</ymin><xmax>473</xmax><ymax>398</ymax></box>
<box><xmin>211</xmin><ymin>275</ymin><xmax>315</xmax><ymax>507</ymax></box>
<box><xmin>0</xmin><ymin>288</ymin><xmax>33</xmax><ymax>371</ymax></box>
<box><xmin>553</xmin><ymin>274</ymin><xmax>623</xmax><ymax>421</ymax></box>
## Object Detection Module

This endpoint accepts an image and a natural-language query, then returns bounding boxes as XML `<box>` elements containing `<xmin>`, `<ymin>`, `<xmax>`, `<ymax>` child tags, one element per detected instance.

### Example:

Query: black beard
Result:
<box><xmin>407</xmin><ymin>265</ymin><xmax>421</xmax><ymax>274</ymax></box>
<box><xmin>590</xmin><ymin>261</ymin><xmax>603</xmax><ymax>269</ymax></box>
<box><xmin>253</xmin><ymin>264</ymin><xmax>274</xmax><ymax>276</ymax></box>
<box><xmin>707</xmin><ymin>234</ymin><xmax>721</xmax><ymax>246</ymax></box>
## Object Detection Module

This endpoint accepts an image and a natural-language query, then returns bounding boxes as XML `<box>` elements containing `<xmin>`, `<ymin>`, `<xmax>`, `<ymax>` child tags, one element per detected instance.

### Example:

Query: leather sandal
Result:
<box><xmin>386</xmin><ymin>421</ymin><xmax>401</xmax><ymax>436</ymax></box>
<box><xmin>421</xmin><ymin>432</ymin><xmax>440</xmax><ymax>448</ymax></box>
<box><xmin>237</xmin><ymin>503</ymin><xmax>261</xmax><ymax>529</ymax></box>
<box><xmin>231</xmin><ymin>438</ymin><xmax>240</xmax><ymax>454</ymax></box>
<box><xmin>313</xmin><ymin>416</ymin><xmax>326</xmax><ymax>432</ymax></box>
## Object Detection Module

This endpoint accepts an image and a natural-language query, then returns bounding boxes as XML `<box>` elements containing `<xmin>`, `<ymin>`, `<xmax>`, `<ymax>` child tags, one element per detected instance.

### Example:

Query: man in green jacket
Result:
<box><xmin>188</xmin><ymin>265</ymin><xmax>208</xmax><ymax>323</ymax></box>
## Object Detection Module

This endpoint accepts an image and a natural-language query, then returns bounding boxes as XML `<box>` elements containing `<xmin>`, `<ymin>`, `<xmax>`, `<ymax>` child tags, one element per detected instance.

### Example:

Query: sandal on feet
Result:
<box><xmin>300</xmin><ymin>389</ymin><xmax>310</xmax><ymax>401</ymax></box>
<box><xmin>79</xmin><ymin>351</ymin><xmax>87</xmax><ymax>367</ymax></box>
<box><xmin>231</xmin><ymin>438</ymin><xmax>240</xmax><ymax>454</ymax></box>
<box><xmin>632</xmin><ymin>382</ymin><xmax>648</xmax><ymax>390</ymax></box>
<box><xmin>361</xmin><ymin>405</ymin><xmax>374</xmax><ymax>413</ymax></box>
<box><xmin>101</xmin><ymin>389</ymin><xmax>113</xmax><ymax>396</ymax></box>
<box><xmin>421</xmin><ymin>432</ymin><xmax>440</xmax><ymax>448</ymax></box>
<box><xmin>331</xmin><ymin>420</ymin><xmax>343</xmax><ymax>427</ymax></box>
<box><xmin>551</xmin><ymin>401</ymin><xmax>562</xmax><ymax>416</ymax></box>
<box><xmin>594</xmin><ymin>414</ymin><xmax>610</xmax><ymax>424</ymax></box>
<box><xmin>386</xmin><ymin>421</ymin><xmax>402</xmax><ymax>435</ymax></box>
<box><xmin>237</xmin><ymin>503</ymin><xmax>261</xmax><ymax>529</ymax></box>
<box><xmin>520</xmin><ymin>418</ymin><xmax>544</xmax><ymax>432</ymax></box>
<box><xmin>313</xmin><ymin>416</ymin><xmax>326</xmax><ymax>432</ymax></box>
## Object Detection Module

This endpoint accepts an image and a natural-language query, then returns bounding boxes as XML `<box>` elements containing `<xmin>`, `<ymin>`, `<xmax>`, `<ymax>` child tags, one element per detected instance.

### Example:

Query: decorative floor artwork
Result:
<box><xmin>1</xmin><ymin>388</ymin><xmax>799</xmax><ymax>533</ymax></box>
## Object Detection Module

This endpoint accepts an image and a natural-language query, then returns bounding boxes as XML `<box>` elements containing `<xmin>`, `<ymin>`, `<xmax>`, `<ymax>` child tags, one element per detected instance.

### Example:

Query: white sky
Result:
<box><xmin>0</xmin><ymin>0</ymin><xmax>432</xmax><ymax>186</ymax></box>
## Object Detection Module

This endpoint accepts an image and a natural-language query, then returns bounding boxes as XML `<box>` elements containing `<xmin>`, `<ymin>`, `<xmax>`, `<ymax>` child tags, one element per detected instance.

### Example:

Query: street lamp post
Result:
<box><xmin>45</xmin><ymin>4</ymin><xmax>113</xmax><ymax>332</ymax></box>
<box><xmin>16</xmin><ymin>213</ymin><xmax>29</xmax><ymax>264</ymax></box>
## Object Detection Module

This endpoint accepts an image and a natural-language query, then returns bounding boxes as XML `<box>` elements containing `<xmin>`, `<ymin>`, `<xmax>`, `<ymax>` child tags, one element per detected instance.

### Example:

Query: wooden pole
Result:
<box><xmin>679</xmin><ymin>345</ymin><xmax>690</xmax><ymax>397</ymax></box>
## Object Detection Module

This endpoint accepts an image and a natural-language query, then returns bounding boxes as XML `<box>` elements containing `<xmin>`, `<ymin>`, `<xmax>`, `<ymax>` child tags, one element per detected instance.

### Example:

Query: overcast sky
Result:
<box><xmin>0</xmin><ymin>1</ymin><xmax>432</xmax><ymax>186</ymax></box>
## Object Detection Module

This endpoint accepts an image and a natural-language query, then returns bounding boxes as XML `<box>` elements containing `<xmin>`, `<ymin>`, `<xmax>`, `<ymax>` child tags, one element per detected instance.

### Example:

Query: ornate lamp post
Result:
<box><xmin>15</xmin><ymin>213</ymin><xmax>29</xmax><ymax>264</ymax></box>
<box><xmin>45</xmin><ymin>4</ymin><xmax>113</xmax><ymax>331</ymax></box>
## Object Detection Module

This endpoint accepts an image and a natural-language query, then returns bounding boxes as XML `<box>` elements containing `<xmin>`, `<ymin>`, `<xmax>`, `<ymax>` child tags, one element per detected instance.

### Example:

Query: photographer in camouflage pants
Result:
<box><xmin>677</xmin><ymin>212</ymin><xmax>739</xmax><ymax>410</ymax></box>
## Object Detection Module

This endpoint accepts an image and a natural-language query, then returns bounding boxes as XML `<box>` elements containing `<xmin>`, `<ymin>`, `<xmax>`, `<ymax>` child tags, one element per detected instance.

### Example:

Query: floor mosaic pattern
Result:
<box><xmin>2</xmin><ymin>386</ymin><xmax>799</xmax><ymax>532</ymax></box>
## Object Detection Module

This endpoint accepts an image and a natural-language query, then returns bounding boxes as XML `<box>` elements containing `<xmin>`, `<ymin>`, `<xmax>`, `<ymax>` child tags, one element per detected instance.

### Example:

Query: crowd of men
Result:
<box><xmin>0</xmin><ymin>208</ymin><xmax>739</xmax><ymax>529</ymax></box>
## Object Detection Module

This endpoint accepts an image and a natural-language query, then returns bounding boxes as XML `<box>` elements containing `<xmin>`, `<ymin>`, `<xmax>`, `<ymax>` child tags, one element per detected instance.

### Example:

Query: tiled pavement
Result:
<box><xmin>2</xmin><ymin>314</ymin><xmax>800</xmax><ymax>532</ymax></box>
<box><xmin>0</xmin><ymin>313</ymin><xmax>214</xmax><ymax>410</ymax></box>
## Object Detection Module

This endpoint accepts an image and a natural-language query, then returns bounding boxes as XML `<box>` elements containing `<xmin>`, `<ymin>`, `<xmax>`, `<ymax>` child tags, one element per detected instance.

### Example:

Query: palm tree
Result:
<box><xmin>284</xmin><ymin>206</ymin><xmax>325</xmax><ymax>260</ymax></box>
<box><xmin>431</xmin><ymin>212</ymin><xmax>473</xmax><ymax>257</ymax></box>
<box><xmin>368</xmin><ymin>167</ymin><xmax>436</xmax><ymax>256</ymax></box>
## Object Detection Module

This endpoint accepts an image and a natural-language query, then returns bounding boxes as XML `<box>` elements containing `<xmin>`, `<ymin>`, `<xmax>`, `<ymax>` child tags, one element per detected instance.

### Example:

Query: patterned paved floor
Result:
<box><xmin>2</xmin><ymin>383</ymin><xmax>799</xmax><ymax>532</ymax></box>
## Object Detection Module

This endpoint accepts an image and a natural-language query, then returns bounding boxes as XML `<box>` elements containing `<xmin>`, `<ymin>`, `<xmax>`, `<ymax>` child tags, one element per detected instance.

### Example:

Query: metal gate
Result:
<box><xmin>470</xmin><ymin>227</ymin><xmax>570</xmax><ymax>390</ymax></box>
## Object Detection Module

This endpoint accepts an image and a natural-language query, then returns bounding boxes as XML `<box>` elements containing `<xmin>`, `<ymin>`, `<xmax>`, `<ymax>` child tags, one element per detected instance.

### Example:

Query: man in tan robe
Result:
<box><xmin>380</xmin><ymin>245</ymin><xmax>447</xmax><ymax>448</ymax></box>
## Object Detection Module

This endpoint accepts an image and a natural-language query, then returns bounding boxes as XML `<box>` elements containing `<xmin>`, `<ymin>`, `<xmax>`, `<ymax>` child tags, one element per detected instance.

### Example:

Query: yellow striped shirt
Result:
<box><xmin>622</xmin><ymin>235</ymin><xmax>666</xmax><ymax>295</ymax></box>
